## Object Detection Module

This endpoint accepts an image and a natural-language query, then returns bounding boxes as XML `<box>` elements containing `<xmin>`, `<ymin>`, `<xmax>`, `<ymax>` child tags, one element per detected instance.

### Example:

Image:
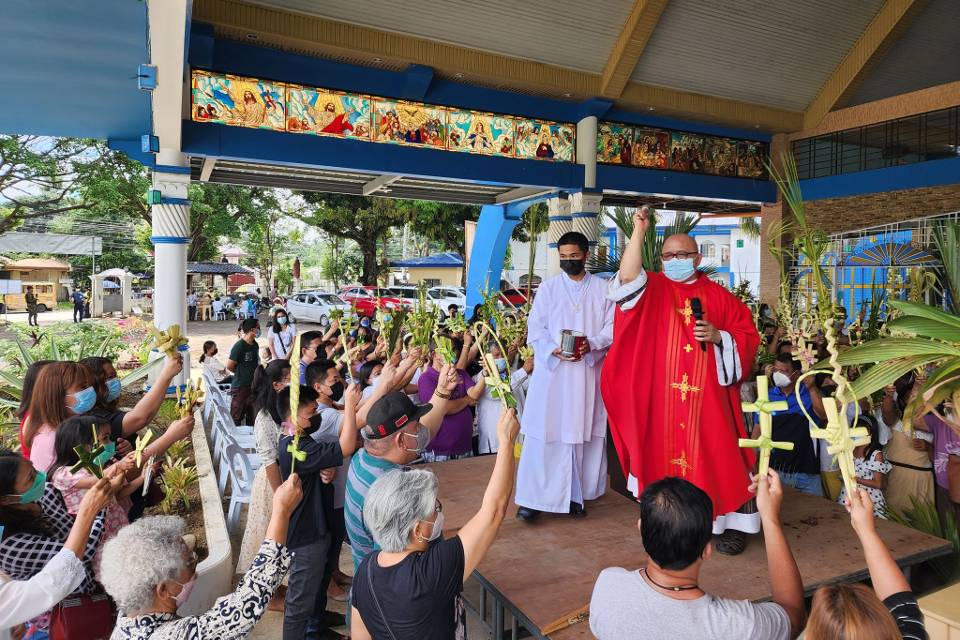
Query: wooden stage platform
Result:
<box><xmin>424</xmin><ymin>455</ymin><xmax>953</xmax><ymax>639</ymax></box>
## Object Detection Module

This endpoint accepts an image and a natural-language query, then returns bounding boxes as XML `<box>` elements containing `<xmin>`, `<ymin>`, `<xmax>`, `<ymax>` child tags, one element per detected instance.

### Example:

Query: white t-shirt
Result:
<box><xmin>589</xmin><ymin>567</ymin><xmax>790</xmax><ymax>640</ymax></box>
<box><xmin>268</xmin><ymin>326</ymin><xmax>296</xmax><ymax>359</ymax></box>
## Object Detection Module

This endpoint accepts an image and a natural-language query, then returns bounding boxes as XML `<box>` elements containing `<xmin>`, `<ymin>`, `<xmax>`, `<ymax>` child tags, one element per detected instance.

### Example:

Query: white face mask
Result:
<box><xmin>772</xmin><ymin>371</ymin><xmax>792</xmax><ymax>388</ymax></box>
<box><xmin>421</xmin><ymin>510</ymin><xmax>444</xmax><ymax>542</ymax></box>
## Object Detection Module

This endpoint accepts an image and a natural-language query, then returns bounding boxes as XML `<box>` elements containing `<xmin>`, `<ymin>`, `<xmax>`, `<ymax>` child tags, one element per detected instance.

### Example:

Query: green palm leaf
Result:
<box><xmin>849</xmin><ymin>355</ymin><xmax>944</xmax><ymax>398</ymax></box>
<box><xmin>890</xmin><ymin>300</ymin><xmax>960</xmax><ymax>330</ymax></box>
<box><xmin>13</xmin><ymin>335</ymin><xmax>34</xmax><ymax>368</ymax></box>
<box><xmin>836</xmin><ymin>337</ymin><xmax>960</xmax><ymax>364</ymax></box>
<box><xmin>119</xmin><ymin>358</ymin><xmax>164</xmax><ymax>389</ymax></box>
<box><xmin>48</xmin><ymin>335</ymin><xmax>61</xmax><ymax>361</ymax></box>
<box><xmin>887</xmin><ymin>317</ymin><xmax>960</xmax><ymax>342</ymax></box>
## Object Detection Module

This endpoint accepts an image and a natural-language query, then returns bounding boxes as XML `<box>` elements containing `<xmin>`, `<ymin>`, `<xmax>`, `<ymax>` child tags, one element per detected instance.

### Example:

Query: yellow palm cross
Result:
<box><xmin>809</xmin><ymin>397</ymin><xmax>870</xmax><ymax>497</ymax></box>
<box><xmin>677</xmin><ymin>298</ymin><xmax>693</xmax><ymax>326</ymax></box>
<box><xmin>738</xmin><ymin>376</ymin><xmax>793</xmax><ymax>476</ymax></box>
<box><xmin>670</xmin><ymin>374</ymin><xmax>701</xmax><ymax>402</ymax></box>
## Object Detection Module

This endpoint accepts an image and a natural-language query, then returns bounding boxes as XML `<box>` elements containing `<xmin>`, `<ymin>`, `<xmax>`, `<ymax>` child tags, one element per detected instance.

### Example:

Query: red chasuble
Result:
<box><xmin>600</xmin><ymin>271</ymin><xmax>760</xmax><ymax>518</ymax></box>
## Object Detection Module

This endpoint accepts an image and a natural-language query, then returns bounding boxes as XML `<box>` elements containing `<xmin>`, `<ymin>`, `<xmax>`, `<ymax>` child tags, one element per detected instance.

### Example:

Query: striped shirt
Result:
<box><xmin>884</xmin><ymin>591</ymin><xmax>927</xmax><ymax>640</ymax></box>
<box><xmin>345</xmin><ymin>448</ymin><xmax>400</xmax><ymax>571</ymax></box>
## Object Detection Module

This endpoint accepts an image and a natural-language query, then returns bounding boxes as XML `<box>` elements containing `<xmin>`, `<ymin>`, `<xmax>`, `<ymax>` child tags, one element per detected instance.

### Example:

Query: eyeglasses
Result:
<box><xmin>661</xmin><ymin>251</ymin><xmax>699</xmax><ymax>261</ymax></box>
<box><xmin>434</xmin><ymin>499</ymin><xmax>443</xmax><ymax>514</ymax></box>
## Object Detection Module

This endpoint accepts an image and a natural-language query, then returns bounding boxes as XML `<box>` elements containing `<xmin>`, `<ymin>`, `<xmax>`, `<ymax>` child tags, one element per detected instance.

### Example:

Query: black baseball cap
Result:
<box><xmin>363</xmin><ymin>391</ymin><xmax>433</xmax><ymax>440</ymax></box>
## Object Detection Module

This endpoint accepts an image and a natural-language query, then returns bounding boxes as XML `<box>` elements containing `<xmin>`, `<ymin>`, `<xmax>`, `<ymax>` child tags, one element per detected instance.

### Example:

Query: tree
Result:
<box><xmin>0</xmin><ymin>135</ymin><xmax>94</xmax><ymax>234</ymax></box>
<box><xmin>399</xmin><ymin>201</ymin><xmax>479</xmax><ymax>260</ymax></box>
<box><xmin>240</xmin><ymin>190</ymin><xmax>285</xmax><ymax>289</ymax></box>
<box><xmin>320</xmin><ymin>236</ymin><xmax>362</xmax><ymax>288</ymax></box>
<box><xmin>296</xmin><ymin>193</ymin><xmax>407</xmax><ymax>284</ymax></box>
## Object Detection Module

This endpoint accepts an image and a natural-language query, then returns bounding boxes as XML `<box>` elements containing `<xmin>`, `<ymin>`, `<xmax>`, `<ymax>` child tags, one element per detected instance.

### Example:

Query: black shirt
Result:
<box><xmin>353</xmin><ymin>537</ymin><xmax>466</xmax><ymax>640</ymax></box>
<box><xmin>769</xmin><ymin>411</ymin><xmax>821</xmax><ymax>475</ymax></box>
<box><xmin>277</xmin><ymin>431</ymin><xmax>343</xmax><ymax>549</ymax></box>
<box><xmin>884</xmin><ymin>591</ymin><xmax>928</xmax><ymax>640</ymax></box>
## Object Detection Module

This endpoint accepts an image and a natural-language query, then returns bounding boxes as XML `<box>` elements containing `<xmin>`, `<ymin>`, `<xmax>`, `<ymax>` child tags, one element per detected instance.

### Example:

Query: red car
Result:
<box><xmin>499</xmin><ymin>287</ymin><xmax>531</xmax><ymax>308</ymax></box>
<box><xmin>339</xmin><ymin>285</ymin><xmax>407</xmax><ymax>317</ymax></box>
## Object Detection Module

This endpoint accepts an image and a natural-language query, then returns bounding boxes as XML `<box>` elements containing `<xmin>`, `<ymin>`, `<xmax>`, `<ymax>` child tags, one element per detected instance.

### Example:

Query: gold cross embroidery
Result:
<box><xmin>677</xmin><ymin>298</ymin><xmax>693</xmax><ymax>326</ymax></box>
<box><xmin>679</xmin><ymin>422</ymin><xmax>687</xmax><ymax>430</ymax></box>
<box><xmin>683</xmin><ymin>343</ymin><xmax>693</xmax><ymax>353</ymax></box>
<box><xmin>670</xmin><ymin>373</ymin><xmax>701</xmax><ymax>402</ymax></box>
<box><xmin>670</xmin><ymin>451</ymin><xmax>692</xmax><ymax>477</ymax></box>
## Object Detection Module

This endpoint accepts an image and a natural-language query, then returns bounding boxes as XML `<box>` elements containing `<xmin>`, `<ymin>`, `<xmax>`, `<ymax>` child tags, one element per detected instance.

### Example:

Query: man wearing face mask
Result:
<box><xmin>344</xmin><ymin>370</ymin><xmax>460</xmax><ymax>574</ymax></box>
<box><xmin>515</xmin><ymin>230</ymin><xmax>615</xmax><ymax>522</ymax></box>
<box><xmin>227</xmin><ymin>318</ymin><xmax>262</xmax><ymax>425</ymax></box>
<box><xmin>753</xmin><ymin>354</ymin><xmax>827</xmax><ymax>497</ymax></box>
<box><xmin>602</xmin><ymin>206</ymin><xmax>761</xmax><ymax>556</ymax></box>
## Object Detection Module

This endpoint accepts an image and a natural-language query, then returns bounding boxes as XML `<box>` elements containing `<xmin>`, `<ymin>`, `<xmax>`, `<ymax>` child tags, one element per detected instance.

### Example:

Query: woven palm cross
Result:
<box><xmin>809</xmin><ymin>397</ymin><xmax>871</xmax><ymax>496</ymax></box>
<box><xmin>482</xmin><ymin>353</ymin><xmax>517</xmax><ymax>409</ymax></box>
<box><xmin>71</xmin><ymin>444</ymin><xmax>105</xmax><ymax>479</ymax></box>
<box><xmin>134</xmin><ymin>429</ymin><xmax>154</xmax><ymax>467</ymax></box>
<box><xmin>288</xmin><ymin>333</ymin><xmax>308</xmax><ymax>474</ymax></box>
<box><xmin>738</xmin><ymin>376</ymin><xmax>793</xmax><ymax>476</ymax></box>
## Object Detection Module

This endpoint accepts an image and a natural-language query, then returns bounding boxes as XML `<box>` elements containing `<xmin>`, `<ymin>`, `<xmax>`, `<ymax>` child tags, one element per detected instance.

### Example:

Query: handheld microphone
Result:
<box><xmin>690</xmin><ymin>297</ymin><xmax>706</xmax><ymax>351</ymax></box>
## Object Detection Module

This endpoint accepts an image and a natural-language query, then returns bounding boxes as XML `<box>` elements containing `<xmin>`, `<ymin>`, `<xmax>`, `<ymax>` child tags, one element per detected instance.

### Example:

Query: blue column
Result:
<box><xmin>466</xmin><ymin>199</ymin><xmax>544</xmax><ymax>311</ymax></box>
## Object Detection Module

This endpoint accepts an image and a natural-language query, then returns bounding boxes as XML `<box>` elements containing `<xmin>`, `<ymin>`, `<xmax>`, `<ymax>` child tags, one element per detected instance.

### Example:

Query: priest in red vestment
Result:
<box><xmin>601</xmin><ymin>207</ymin><xmax>761</xmax><ymax>554</ymax></box>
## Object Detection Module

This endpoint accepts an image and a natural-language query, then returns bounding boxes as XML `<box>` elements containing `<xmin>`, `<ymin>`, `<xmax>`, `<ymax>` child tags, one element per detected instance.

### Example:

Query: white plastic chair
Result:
<box><xmin>224</xmin><ymin>442</ymin><xmax>254</xmax><ymax>533</ymax></box>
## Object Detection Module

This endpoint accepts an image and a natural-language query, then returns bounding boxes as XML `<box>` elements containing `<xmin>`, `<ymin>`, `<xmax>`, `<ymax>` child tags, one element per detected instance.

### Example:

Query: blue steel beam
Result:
<box><xmin>466</xmin><ymin>198</ymin><xmax>547</xmax><ymax>311</ymax></box>
<box><xmin>800</xmin><ymin>156</ymin><xmax>960</xmax><ymax>201</ymax></box>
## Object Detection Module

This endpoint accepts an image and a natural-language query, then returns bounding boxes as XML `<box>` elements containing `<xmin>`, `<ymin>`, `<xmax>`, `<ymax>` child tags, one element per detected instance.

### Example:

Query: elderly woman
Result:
<box><xmin>351</xmin><ymin>408</ymin><xmax>520</xmax><ymax>640</ymax></box>
<box><xmin>100</xmin><ymin>473</ymin><xmax>303</xmax><ymax>640</ymax></box>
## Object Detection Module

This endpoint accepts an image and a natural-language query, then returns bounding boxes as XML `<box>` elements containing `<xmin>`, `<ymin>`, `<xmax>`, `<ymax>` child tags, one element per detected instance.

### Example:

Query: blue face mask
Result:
<box><xmin>68</xmin><ymin>386</ymin><xmax>97</xmax><ymax>414</ymax></box>
<box><xmin>277</xmin><ymin>316</ymin><xmax>288</xmax><ymax>325</ymax></box>
<box><xmin>11</xmin><ymin>471</ymin><xmax>47</xmax><ymax>504</ymax></box>
<box><xmin>94</xmin><ymin>442</ymin><xmax>116</xmax><ymax>467</ymax></box>
<box><xmin>663</xmin><ymin>257</ymin><xmax>696</xmax><ymax>282</ymax></box>
<box><xmin>106</xmin><ymin>377</ymin><xmax>122</xmax><ymax>402</ymax></box>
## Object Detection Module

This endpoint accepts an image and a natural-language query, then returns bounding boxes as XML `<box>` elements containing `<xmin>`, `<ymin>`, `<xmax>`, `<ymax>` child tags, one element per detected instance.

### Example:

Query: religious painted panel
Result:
<box><xmin>736</xmin><ymin>141</ymin><xmax>767</xmax><ymax>178</ymax></box>
<box><xmin>285</xmin><ymin>85</ymin><xmax>372</xmax><ymax>140</ymax></box>
<box><xmin>447</xmin><ymin>111</ymin><xmax>514</xmax><ymax>156</ymax></box>
<box><xmin>631</xmin><ymin>128</ymin><xmax>670</xmax><ymax>169</ymax></box>
<box><xmin>516</xmin><ymin>120</ymin><xmax>575</xmax><ymax>162</ymax></box>
<box><xmin>670</xmin><ymin>132</ymin><xmax>705</xmax><ymax>173</ymax></box>
<box><xmin>373</xmin><ymin>99</ymin><xmax>446</xmax><ymax>148</ymax></box>
<box><xmin>703</xmin><ymin>137</ymin><xmax>737</xmax><ymax>177</ymax></box>
<box><xmin>191</xmin><ymin>71</ymin><xmax>285</xmax><ymax>131</ymax></box>
<box><xmin>597</xmin><ymin>123</ymin><xmax>634</xmax><ymax>165</ymax></box>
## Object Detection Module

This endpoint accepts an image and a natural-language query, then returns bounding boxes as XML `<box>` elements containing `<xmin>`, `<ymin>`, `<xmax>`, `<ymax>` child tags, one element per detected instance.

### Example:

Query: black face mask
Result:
<box><xmin>559</xmin><ymin>259</ymin><xmax>586</xmax><ymax>276</ymax></box>
<box><xmin>327</xmin><ymin>381</ymin><xmax>344</xmax><ymax>402</ymax></box>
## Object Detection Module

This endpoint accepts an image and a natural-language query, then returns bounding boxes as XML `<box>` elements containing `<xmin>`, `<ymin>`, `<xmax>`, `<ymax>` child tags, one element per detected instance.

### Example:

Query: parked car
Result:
<box><xmin>286</xmin><ymin>291</ymin><xmax>353</xmax><ymax>325</ymax></box>
<box><xmin>339</xmin><ymin>285</ymin><xmax>407</xmax><ymax>317</ymax></box>
<box><xmin>499</xmin><ymin>287</ymin><xmax>530</xmax><ymax>308</ymax></box>
<box><xmin>427</xmin><ymin>286</ymin><xmax>466</xmax><ymax>315</ymax></box>
<box><xmin>385</xmin><ymin>286</ymin><xmax>420</xmax><ymax>308</ymax></box>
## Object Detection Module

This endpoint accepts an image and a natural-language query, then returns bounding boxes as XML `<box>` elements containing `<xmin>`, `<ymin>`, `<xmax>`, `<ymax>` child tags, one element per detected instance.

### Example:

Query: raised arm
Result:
<box><xmin>339</xmin><ymin>384</ymin><xmax>362</xmax><ymax>456</ymax></box>
<box><xmin>752</xmin><ymin>470</ymin><xmax>805</xmax><ymax>638</ymax></box>
<box><xmin>457</xmin><ymin>409</ymin><xmax>520</xmax><ymax>581</ymax></box>
<box><xmin>846</xmin><ymin>488</ymin><xmax>910</xmax><ymax>600</ymax></box>
<box><xmin>420</xmin><ymin>363</ymin><xmax>458</xmax><ymax>437</ymax></box>
<box><xmin>120</xmin><ymin>356</ymin><xmax>184</xmax><ymax>435</ymax></box>
<box><xmin>619</xmin><ymin>206</ymin><xmax>651</xmax><ymax>284</ymax></box>
<box><xmin>141</xmin><ymin>415</ymin><xmax>195</xmax><ymax>462</ymax></box>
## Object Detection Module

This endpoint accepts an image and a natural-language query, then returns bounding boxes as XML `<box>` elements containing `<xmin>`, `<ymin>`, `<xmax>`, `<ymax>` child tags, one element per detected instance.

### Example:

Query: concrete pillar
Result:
<box><xmin>568</xmin><ymin>191</ymin><xmax>604</xmax><ymax>246</ymax></box>
<box><xmin>147</xmin><ymin>0</ymin><xmax>191</xmax><ymax>393</ymax></box>
<box><xmin>576</xmin><ymin>116</ymin><xmax>599</xmax><ymax>189</ymax></box>
<box><xmin>90</xmin><ymin>274</ymin><xmax>105</xmax><ymax>318</ymax></box>
<box><xmin>120</xmin><ymin>272</ymin><xmax>134</xmax><ymax>316</ymax></box>
<box><xmin>149</xmin><ymin>158</ymin><xmax>191</xmax><ymax>393</ymax></box>
<box><xmin>759</xmin><ymin>133</ymin><xmax>789</xmax><ymax>307</ymax></box>
<box><xmin>546</xmin><ymin>196</ymin><xmax>571</xmax><ymax>278</ymax></box>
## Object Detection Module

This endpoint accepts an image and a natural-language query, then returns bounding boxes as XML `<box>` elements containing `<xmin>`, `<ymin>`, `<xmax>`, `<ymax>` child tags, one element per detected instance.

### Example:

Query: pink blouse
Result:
<box><xmin>29</xmin><ymin>426</ymin><xmax>57</xmax><ymax>473</ymax></box>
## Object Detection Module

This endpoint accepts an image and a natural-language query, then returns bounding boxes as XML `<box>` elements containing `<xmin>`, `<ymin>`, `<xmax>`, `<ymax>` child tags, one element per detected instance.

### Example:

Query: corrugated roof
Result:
<box><xmin>391</xmin><ymin>251</ymin><xmax>464</xmax><ymax>268</ymax></box>
<box><xmin>629</xmin><ymin>0</ymin><xmax>886</xmax><ymax>111</ymax></box>
<box><xmin>5</xmin><ymin>258</ymin><xmax>71</xmax><ymax>270</ymax></box>
<box><xmin>187</xmin><ymin>261</ymin><xmax>254</xmax><ymax>275</ymax></box>
<box><xmin>240</xmin><ymin>0</ymin><xmax>636</xmax><ymax>74</ymax></box>
<box><xmin>840</xmin><ymin>0</ymin><xmax>960</xmax><ymax>108</ymax></box>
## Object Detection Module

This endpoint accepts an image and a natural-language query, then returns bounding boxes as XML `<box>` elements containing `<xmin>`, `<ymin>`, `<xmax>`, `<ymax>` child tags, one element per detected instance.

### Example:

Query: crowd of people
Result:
<box><xmin>1</xmin><ymin>210</ymin><xmax>957</xmax><ymax>640</ymax></box>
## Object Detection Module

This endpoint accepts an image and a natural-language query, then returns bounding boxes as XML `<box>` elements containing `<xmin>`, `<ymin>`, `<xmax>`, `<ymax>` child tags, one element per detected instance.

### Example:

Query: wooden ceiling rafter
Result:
<box><xmin>599</xmin><ymin>0</ymin><xmax>670</xmax><ymax>99</ymax></box>
<box><xmin>802</xmin><ymin>0</ymin><xmax>927</xmax><ymax>130</ymax></box>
